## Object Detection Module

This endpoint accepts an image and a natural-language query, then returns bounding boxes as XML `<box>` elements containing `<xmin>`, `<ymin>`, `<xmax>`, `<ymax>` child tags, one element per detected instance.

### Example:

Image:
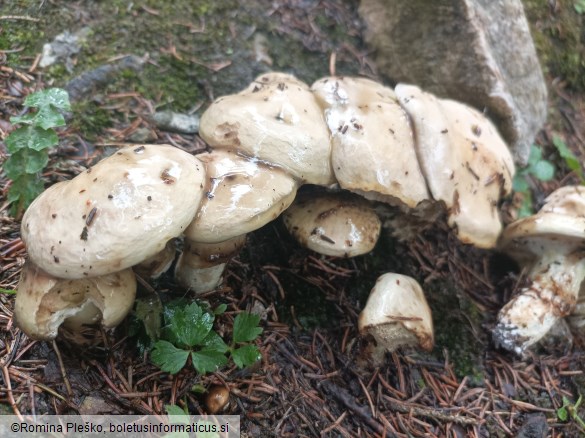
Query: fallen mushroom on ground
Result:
<box><xmin>493</xmin><ymin>185</ymin><xmax>585</xmax><ymax>355</ymax></box>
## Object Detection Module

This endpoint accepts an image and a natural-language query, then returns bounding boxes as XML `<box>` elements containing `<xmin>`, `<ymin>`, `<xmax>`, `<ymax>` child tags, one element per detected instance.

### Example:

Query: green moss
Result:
<box><xmin>524</xmin><ymin>0</ymin><xmax>585</xmax><ymax>91</ymax></box>
<box><xmin>69</xmin><ymin>101</ymin><xmax>112</xmax><ymax>140</ymax></box>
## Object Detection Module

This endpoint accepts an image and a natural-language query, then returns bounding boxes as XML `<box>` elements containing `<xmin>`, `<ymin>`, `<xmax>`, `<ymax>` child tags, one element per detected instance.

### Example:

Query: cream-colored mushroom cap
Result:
<box><xmin>282</xmin><ymin>191</ymin><xmax>381</xmax><ymax>257</ymax></box>
<box><xmin>21</xmin><ymin>144</ymin><xmax>206</xmax><ymax>279</ymax></box>
<box><xmin>186</xmin><ymin>150</ymin><xmax>298</xmax><ymax>243</ymax></box>
<box><xmin>199</xmin><ymin>72</ymin><xmax>334</xmax><ymax>185</ymax></box>
<box><xmin>311</xmin><ymin>77</ymin><xmax>429</xmax><ymax>208</ymax></box>
<box><xmin>358</xmin><ymin>273</ymin><xmax>434</xmax><ymax>352</ymax></box>
<box><xmin>14</xmin><ymin>261</ymin><xmax>137</xmax><ymax>341</ymax></box>
<box><xmin>395</xmin><ymin>84</ymin><xmax>515</xmax><ymax>248</ymax></box>
<box><xmin>539</xmin><ymin>185</ymin><xmax>585</xmax><ymax>217</ymax></box>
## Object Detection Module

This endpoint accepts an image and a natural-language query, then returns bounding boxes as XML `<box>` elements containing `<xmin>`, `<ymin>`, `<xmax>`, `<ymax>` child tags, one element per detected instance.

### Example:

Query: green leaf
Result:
<box><xmin>213</xmin><ymin>303</ymin><xmax>227</xmax><ymax>315</ymax></box>
<box><xmin>531</xmin><ymin>160</ymin><xmax>555</xmax><ymax>181</ymax></box>
<box><xmin>201</xmin><ymin>330</ymin><xmax>229</xmax><ymax>353</ymax></box>
<box><xmin>165</xmin><ymin>404</ymin><xmax>189</xmax><ymax>422</ymax></box>
<box><xmin>231</xmin><ymin>344</ymin><xmax>261</xmax><ymax>368</ymax></box>
<box><xmin>10</xmin><ymin>113</ymin><xmax>36</xmax><ymax>125</ymax></box>
<box><xmin>4</xmin><ymin>148</ymin><xmax>49</xmax><ymax>178</ymax></box>
<box><xmin>24</xmin><ymin>88</ymin><xmax>71</xmax><ymax>111</ymax></box>
<box><xmin>527</xmin><ymin>144</ymin><xmax>543</xmax><ymax>166</ymax></box>
<box><xmin>7</xmin><ymin>175</ymin><xmax>45</xmax><ymax>216</ymax></box>
<box><xmin>191</xmin><ymin>349</ymin><xmax>228</xmax><ymax>374</ymax></box>
<box><xmin>5</xmin><ymin>126</ymin><xmax>58</xmax><ymax>152</ymax></box>
<box><xmin>233</xmin><ymin>312</ymin><xmax>263</xmax><ymax>343</ymax></box>
<box><xmin>164</xmin><ymin>302</ymin><xmax>214</xmax><ymax>348</ymax></box>
<box><xmin>552</xmin><ymin>135</ymin><xmax>584</xmax><ymax>179</ymax></box>
<box><xmin>151</xmin><ymin>340</ymin><xmax>190</xmax><ymax>374</ymax></box>
<box><xmin>558</xmin><ymin>406</ymin><xmax>568</xmax><ymax>422</ymax></box>
<box><xmin>135</xmin><ymin>296</ymin><xmax>163</xmax><ymax>341</ymax></box>
<box><xmin>30</xmin><ymin>105</ymin><xmax>67</xmax><ymax>129</ymax></box>
<box><xmin>512</xmin><ymin>174</ymin><xmax>529</xmax><ymax>193</ymax></box>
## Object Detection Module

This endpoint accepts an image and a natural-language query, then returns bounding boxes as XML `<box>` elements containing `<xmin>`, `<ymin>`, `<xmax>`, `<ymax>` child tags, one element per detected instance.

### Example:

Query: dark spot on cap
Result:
<box><xmin>134</xmin><ymin>146</ymin><xmax>146</xmax><ymax>153</ymax></box>
<box><xmin>80</xmin><ymin>226</ymin><xmax>89</xmax><ymax>241</ymax></box>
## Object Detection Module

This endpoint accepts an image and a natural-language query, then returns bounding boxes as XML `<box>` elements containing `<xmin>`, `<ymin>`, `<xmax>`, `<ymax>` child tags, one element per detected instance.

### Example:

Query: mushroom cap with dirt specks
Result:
<box><xmin>14</xmin><ymin>261</ymin><xmax>136</xmax><ymax>341</ymax></box>
<box><xmin>311</xmin><ymin>76</ymin><xmax>429</xmax><ymax>209</ymax></box>
<box><xmin>395</xmin><ymin>84</ymin><xmax>515</xmax><ymax>248</ymax></box>
<box><xmin>21</xmin><ymin>144</ymin><xmax>206</xmax><ymax>279</ymax></box>
<box><xmin>186</xmin><ymin>149</ymin><xmax>298</xmax><ymax>243</ymax></box>
<box><xmin>283</xmin><ymin>191</ymin><xmax>381</xmax><ymax>257</ymax></box>
<box><xmin>199</xmin><ymin>72</ymin><xmax>334</xmax><ymax>185</ymax></box>
<box><xmin>358</xmin><ymin>273</ymin><xmax>434</xmax><ymax>352</ymax></box>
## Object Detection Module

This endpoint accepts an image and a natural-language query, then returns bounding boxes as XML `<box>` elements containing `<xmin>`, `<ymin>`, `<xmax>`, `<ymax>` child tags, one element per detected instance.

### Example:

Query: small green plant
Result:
<box><xmin>551</xmin><ymin>134</ymin><xmax>585</xmax><ymax>182</ymax></box>
<box><xmin>3</xmin><ymin>88</ymin><xmax>70</xmax><ymax>217</ymax></box>
<box><xmin>164</xmin><ymin>404</ymin><xmax>222</xmax><ymax>438</ymax></box>
<box><xmin>150</xmin><ymin>301</ymin><xmax>262</xmax><ymax>375</ymax></box>
<box><xmin>557</xmin><ymin>395</ymin><xmax>585</xmax><ymax>429</ymax></box>
<box><xmin>512</xmin><ymin>144</ymin><xmax>555</xmax><ymax>218</ymax></box>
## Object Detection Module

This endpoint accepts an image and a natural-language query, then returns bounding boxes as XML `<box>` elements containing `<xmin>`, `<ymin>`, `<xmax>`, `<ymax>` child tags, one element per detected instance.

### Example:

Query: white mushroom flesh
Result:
<box><xmin>358</xmin><ymin>273</ymin><xmax>434</xmax><ymax>363</ymax></box>
<box><xmin>21</xmin><ymin>144</ymin><xmax>206</xmax><ymax>279</ymax></box>
<box><xmin>14</xmin><ymin>261</ymin><xmax>137</xmax><ymax>340</ymax></box>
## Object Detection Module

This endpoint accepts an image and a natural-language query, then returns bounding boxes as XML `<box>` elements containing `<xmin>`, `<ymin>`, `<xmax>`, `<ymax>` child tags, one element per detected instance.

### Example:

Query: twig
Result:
<box><xmin>0</xmin><ymin>15</ymin><xmax>40</xmax><ymax>22</ymax></box>
<box><xmin>52</xmin><ymin>341</ymin><xmax>73</xmax><ymax>398</ymax></box>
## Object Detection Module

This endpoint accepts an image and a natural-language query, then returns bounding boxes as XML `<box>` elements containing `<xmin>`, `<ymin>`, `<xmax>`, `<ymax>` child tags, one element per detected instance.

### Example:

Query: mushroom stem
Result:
<box><xmin>494</xmin><ymin>250</ymin><xmax>585</xmax><ymax>354</ymax></box>
<box><xmin>175</xmin><ymin>235</ymin><xmax>247</xmax><ymax>294</ymax></box>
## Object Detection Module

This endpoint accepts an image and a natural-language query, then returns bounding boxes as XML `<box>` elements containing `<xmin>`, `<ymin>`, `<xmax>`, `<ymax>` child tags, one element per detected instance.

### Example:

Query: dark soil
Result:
<box><xmin>1</xmin><ymin>0</ymin><xmax>585</xmax><ymax>436</ymax></box>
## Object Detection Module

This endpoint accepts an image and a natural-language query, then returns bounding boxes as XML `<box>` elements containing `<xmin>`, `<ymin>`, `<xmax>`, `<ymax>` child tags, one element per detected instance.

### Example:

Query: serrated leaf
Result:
<box><xmin>5</xmin><ymin>126</ymin><xmax>58</xmax><ymax>152</ymax></box>
<box><xmin>233</xmin><ymin>312</ymin><xmax>263</xmax><ymax>343</ymax></box>
<box><xmin>151</xmin><ymin>340</ymin><xmax>189</xmax><ymax>374</ymax></box>
<box><xmin>201</xmin><ymin>330</ymin><xmax>229</xmax><ymax>353</ymax></box>
<box><xmin>231</xmin><ymin>344</ymin><xmax>261</xmax><ymax>368</ymax></box>
<box><xmin>165</xmin><ymin>302</ymin><xmax>214</xmax><ymax>348</ymax></box>
<box><xmin>191</xmin><ymin>349</ymin><xmax>228</xmax><ymax>374</ymax></box>
<box><xmin>24</xmin><ymin>88</ymin><xmax>71</xmax><ymax>111</ymax></box>
<box><xmin>135</xmin><ymin>296</ymin><xmax>163</xmax><ymax>341</ymax></box>
<box><xmin>531</xmin><ymin>160</ymin><xmax>555</xmax><ymax>181</ymax></box>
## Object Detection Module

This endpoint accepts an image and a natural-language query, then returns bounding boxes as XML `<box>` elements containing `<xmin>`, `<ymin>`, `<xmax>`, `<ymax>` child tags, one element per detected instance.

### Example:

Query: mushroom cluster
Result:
<box><xmin>15</xmin><ymin>72</ymin><xmax>516</xmax><ymax>353</ymax></box>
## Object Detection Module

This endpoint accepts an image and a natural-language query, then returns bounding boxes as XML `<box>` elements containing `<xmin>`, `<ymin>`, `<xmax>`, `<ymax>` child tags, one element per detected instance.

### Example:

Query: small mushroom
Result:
<box><xmin>177</xmin><ymin>150</ymin><xmax>298</xmax><ymax>292</ymax></box>
<box><xmin>199</xmin><ymin>72</ymin><xmax>334</xmax><ymax>185</ymax></box>
<box><xmin>282</xmin><ymin>190</ymin><xmax>381</xmax><ymax>257</ymax></box>
<box><xmin>14</xmin><ymin>261</ymin><xmax>136</xmax><ymax>340</ymax></box>
<box><xmin>493</xmin><ymin>185</ymin><xmax>585</xmax><ymax>354</ymax></box>
<box><xmin>395</xmin><ymin>84</ymin><xmax>515</xmax><ymax>248</ymax></box>
<box><xmin>21</xmin><ymin>144</ymin><xmax>206</xmax><ymax>279</ymax></box>
<box><xmin>311</xmin><ymin>76</ymin><xmax>430</xmax><ymax>209</ymax></box>
<box><xmin>204</xmin><ymin>385</ymin><xmax>230</xmax><ymax>414</ymax></box>
<box><xmin>358</xmin><ymin>273</ymin><xmax>434</xmax><ymax>364</ymax></box>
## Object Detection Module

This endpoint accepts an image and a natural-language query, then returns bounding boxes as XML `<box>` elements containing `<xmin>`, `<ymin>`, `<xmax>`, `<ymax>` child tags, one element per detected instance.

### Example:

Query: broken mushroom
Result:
<box><xmin>494</xmin><ymin>185</ymin><xmax>585</xmax><ymax>354</ymax></box>
<box><xmin>282</xmin><ymin>190</ymin><xmax>381</xmax><ymax>257</ymax></box>
<box><xmin>14</xmin><ymin>261</ymin><xmax>136</xmax><ymax>341</ymax></box>
<box><xmin>21</xmin><ymin>144</ymin><xmax>206</xmax><ymax>279</ymax></box>
<box><xmin>358</xmin><ymin>273</ymin><xmax>434</xmax><ymax>364</ymax></box>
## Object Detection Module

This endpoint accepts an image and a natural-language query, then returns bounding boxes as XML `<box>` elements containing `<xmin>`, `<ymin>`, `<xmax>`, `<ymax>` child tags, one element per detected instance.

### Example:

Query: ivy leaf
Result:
<box><xmin>10</xmin><ymin>113</ymin><xmax>36</xmax><ymax>125</ymax></box>
<box><xmin>191</xmin><ymin>349</ymin><xmax>228</xmax><ymax>374</ymax></box>
<box><xmin>5</xmin><ymin>126</ymin><xmax>58</xmax><ymax>152</ymax></box>
<box><xmin>24</xmin><ymin>88</ymin><xmax>71</xmax><ymax>111</ymax></box>
<box><xmin>4</xmin><ymin>149</ymin><xmax>49</xmax><ymax>178</ymax></box>
<box><xmin>30</xmin><ymin>105</ymin><xmax>67</xmax><ymax>129</ymax></box>
<box><xmin>231</xmin><ymin>344</ymin><xmax>261</xmax><ymax>368</ymax></box>
<box><xmin>151</xmin><ymin>340</ymin><xmax>190</xmax><ymax>374</ymax></box>
<box><xmin>233</xmin><ymin>312</ymin><xmax>263</xmax><ymax>343</ymax></box>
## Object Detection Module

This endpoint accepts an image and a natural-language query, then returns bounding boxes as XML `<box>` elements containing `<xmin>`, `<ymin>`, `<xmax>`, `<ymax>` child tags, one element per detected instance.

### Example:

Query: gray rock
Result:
<box><xmin>359</xmin><ymin>0</ymin><xmax>548</xmax><ymax>164</ymax></box>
